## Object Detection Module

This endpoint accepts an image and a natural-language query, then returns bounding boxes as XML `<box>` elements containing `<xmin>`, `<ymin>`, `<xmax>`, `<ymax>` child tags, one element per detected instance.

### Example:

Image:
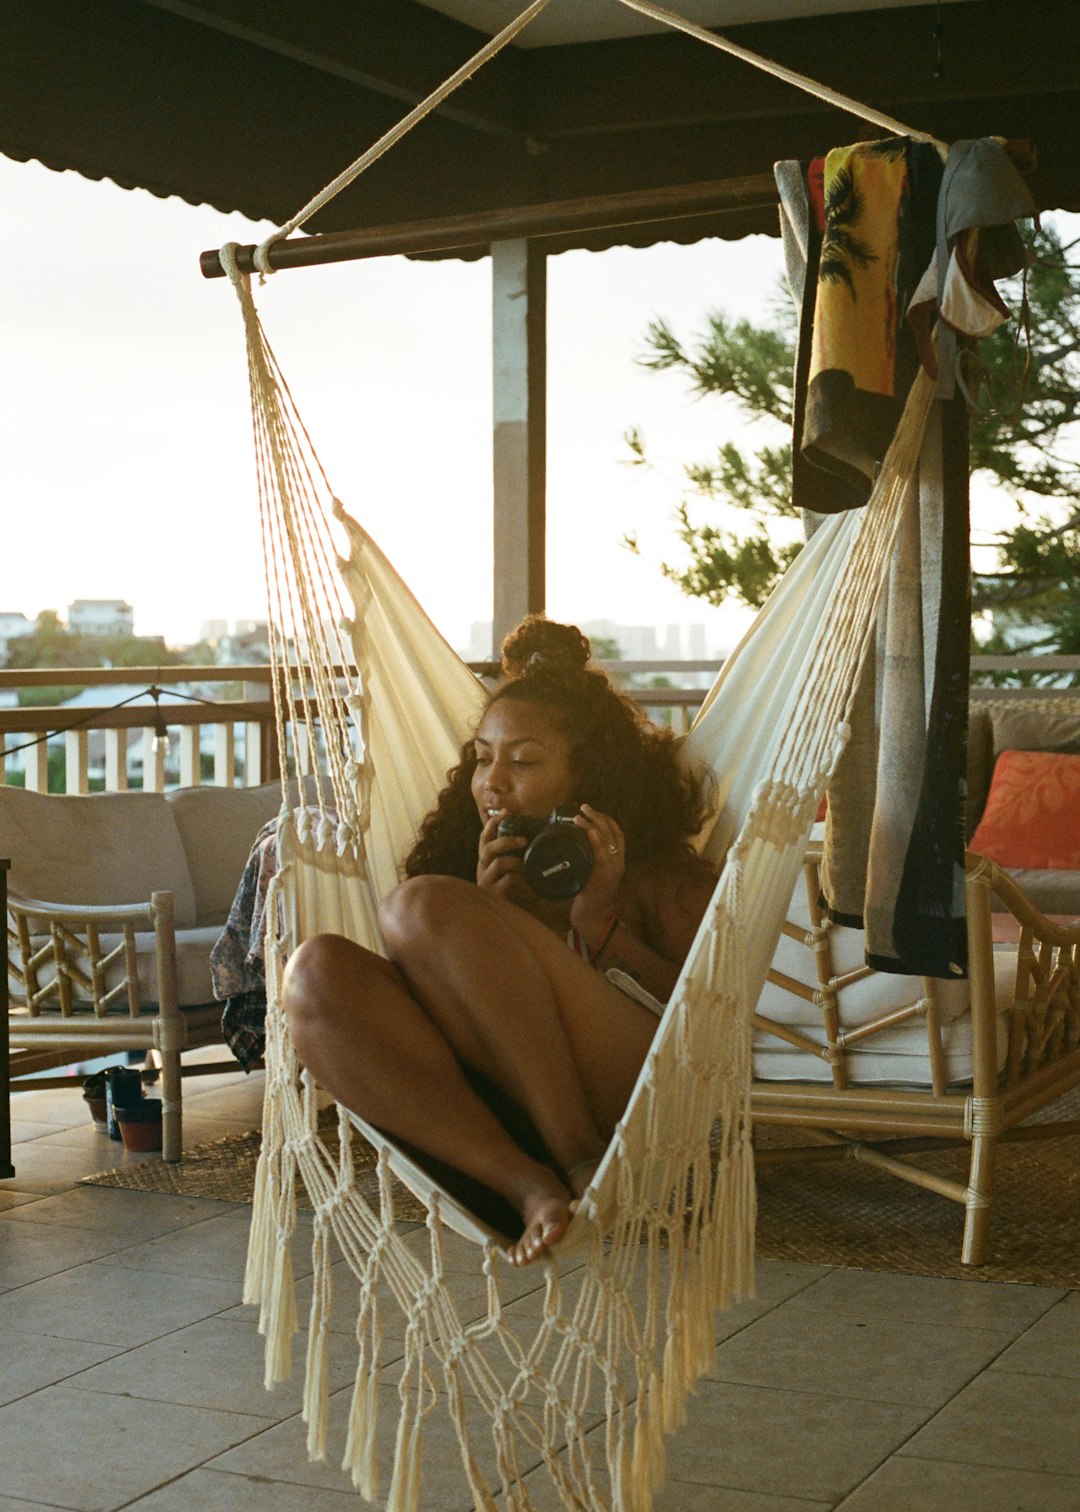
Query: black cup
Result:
<box><xmin>104</xmin><ymin>1066</ymin><xmax>143</xmax><ymax>1141</ymax></box>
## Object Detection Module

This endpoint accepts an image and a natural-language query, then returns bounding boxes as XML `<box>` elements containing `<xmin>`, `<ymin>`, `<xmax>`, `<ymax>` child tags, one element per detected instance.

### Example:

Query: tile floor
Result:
<box><xmin>1</xmin><ymin>1051</ymin><xmax>1077</xmax><ymax>1512</ymax></box>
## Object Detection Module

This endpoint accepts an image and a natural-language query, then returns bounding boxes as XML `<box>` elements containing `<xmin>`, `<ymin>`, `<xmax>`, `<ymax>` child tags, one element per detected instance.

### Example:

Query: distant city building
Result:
<box><xmin>67</xmin><ymin>598</ymin><xmax>134</xmax><ymax>637</ymax></box>
<box><xmin>461</xmin><ymin>622</ymin><xmax>498</xmax><ymax>663</ymax></box>
<box><xmin>0</xmin><ymin>612</ymin><xmax>34</xmax><ymax>640</ymax></box>
<box><xmin>460</xmin><ymin>619</ymin><xmax>720</xmax><ymax>664</ymax></box>
<box><xmin>217</xmin><ymin>619</ymin><xmax>271</xmax><ymax>663</ymax></box>
<box><xmin>592</xmin><ymin>622</ymin><xmax>659</xmax><ymax>662</ymax></box>
<box><xmin>190</xmin><ymin>617</ymin><xmax>272</xmax><ymax>663</ymax></box>
<box><xmin>0</xmin><ymin>611</ymin><xmax>34</xmax><ymax>664</ymax></box>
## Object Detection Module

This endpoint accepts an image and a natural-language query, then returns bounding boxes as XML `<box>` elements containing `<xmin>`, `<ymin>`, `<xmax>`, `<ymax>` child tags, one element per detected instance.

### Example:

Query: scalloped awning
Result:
<box><xmin>2</xmin><ymin>0</ymin><xmax>1076</xmax><ymax>259</ymax></box>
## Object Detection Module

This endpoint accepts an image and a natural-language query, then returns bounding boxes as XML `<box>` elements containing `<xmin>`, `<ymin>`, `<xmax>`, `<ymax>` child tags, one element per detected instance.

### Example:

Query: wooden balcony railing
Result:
<box><xmin>0</xmin><ymin>666</ymin><xmax>280</xmax><ymax>794</ymax></box>
<box><xmin>1</xmin><ymin>655</ymin><xmax>1077</xmax><ymax>795</ymax></box>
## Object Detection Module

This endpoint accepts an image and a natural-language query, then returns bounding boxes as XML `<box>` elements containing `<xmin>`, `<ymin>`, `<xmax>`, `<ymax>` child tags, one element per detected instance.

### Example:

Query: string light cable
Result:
<box><xmin>0</xmin><ymin>682</ymin><xmax>248</xmax><ymax>763</ymax></box>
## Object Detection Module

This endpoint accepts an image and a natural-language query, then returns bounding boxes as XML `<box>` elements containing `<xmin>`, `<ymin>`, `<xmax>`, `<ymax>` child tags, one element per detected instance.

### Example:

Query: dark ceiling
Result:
<box><xmin>3</xmin><ymin>0</ymin><xmax>1077</xmax><ymax>259</ymax></box>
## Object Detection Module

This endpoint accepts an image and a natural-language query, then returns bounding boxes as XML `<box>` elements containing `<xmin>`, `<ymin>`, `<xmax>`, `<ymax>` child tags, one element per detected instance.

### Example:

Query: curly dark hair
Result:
<box><xmin>403</xmin><ymin>616</ymin><xmax>714</xmax><ymax>880</ymax></box>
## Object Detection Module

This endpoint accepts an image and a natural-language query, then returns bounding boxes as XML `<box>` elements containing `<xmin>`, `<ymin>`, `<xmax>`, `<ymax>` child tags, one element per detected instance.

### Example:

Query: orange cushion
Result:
<box><xmin>969</xmin><ymin>749</ymin><xmax>1080</xmax><ymax>870</ymax></box>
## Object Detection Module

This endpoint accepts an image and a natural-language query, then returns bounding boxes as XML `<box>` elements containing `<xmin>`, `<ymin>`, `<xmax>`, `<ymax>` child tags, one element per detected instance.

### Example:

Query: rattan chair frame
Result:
<box><xmin>6</xmin><ymin>888</ymin><xmax>230</xmax><ymax>1160</ymax></box>
<box><xmin>751</xmin><ymin>849</ymin><xmax>1080</xmax><ymax>1264</ymax></box>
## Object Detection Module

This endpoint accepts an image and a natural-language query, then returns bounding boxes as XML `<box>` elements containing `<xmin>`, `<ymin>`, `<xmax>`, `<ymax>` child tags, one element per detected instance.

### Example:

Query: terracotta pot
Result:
<box><xmin>83</xmin><ymin>1094</ymin><xmax>109</xmax><ymax>1129</ymax></box>
<box><xmin>117</xmin><ymin>1101</ymin><xmax>163</xmax><ymax>1153</ymax></box>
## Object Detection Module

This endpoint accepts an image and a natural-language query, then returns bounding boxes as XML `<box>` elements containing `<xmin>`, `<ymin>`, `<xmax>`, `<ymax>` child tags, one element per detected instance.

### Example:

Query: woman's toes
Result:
<box><xmin>506</xmin><ymin>1190</ymin><xmax>572</xmax><ymax>1266</ymax></box>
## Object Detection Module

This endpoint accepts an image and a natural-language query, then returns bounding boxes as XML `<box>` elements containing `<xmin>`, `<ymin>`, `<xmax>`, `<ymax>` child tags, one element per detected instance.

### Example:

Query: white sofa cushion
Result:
<box><xmin>755</xmin><ymin>859</ymin><xmax>1020</xmax><ymax>1087</ymax></box>
<box><xmin>762</xmin><ymin>877</ymin><xmax>972</xmax><ymax>1028</ymax></box>
<box><xmin>167</xmin><ymin>782</ymin><xmax>283</xmax><ymax>927</ymax></box>
<box><xmin>752</xmin><ymin>998</ymin><xmax>1011</xmax><ymax>1084</ymax></box>
<box><xmin>0</xmin><ymin>786</ymin><xmax>197</xmax><ymax>930</ymax></box>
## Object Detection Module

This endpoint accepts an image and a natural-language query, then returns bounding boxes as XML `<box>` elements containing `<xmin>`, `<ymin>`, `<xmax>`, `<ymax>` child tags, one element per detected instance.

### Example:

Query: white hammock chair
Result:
<box><xmin>215</xmin><ymin>4</ymin><xmax>957</xmax><ymax>1508</ymax></box>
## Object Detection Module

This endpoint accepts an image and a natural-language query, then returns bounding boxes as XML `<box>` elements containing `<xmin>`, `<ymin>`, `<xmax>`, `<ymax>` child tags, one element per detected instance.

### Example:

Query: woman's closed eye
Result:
<box><xmin>474</xmin><ymin>750</ymin><xmax>539</xmax><ymax>768</ymax></box>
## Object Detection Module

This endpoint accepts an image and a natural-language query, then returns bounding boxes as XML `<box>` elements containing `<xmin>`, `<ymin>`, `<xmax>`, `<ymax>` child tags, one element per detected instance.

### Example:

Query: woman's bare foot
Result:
<box><xmin>505</xmin><ymin>1176</ymin><xmax>574</xmax><ymax>1267</ymax></box>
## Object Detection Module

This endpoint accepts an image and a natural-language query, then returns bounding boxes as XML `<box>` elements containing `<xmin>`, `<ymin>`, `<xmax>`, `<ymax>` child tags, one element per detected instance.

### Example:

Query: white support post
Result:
<box><xmin>243</xmin><ymin>721</ymin><xmax>263</xmax><ymax>786</ymax></box>
<box><xmin>143</xmin><ymin>729</ymin><xmax>166</xmax><ymax>793</ymax></box>
<box><xmin>105</xmin><ymin>728</ymin><xmax>129</xmax><ymax>792</ymax></box>
<box><xmin>214</xmin><ymin>722</ymin><xmax>235</xmax><ymax>788</ymax></box>
<box><xmin>178</xmin><ymin>725</ymin><xmax>201</xmax><ymax>787</ymax></box>
<box><xmin>65</xmin><ymin>729</ymin><xmax>90</xmax><ymax>793</ymax></box>
<box><xmin>492</xmin><ymin>237</ymin><xmax>547</xmax><ymax>655</ymax></box>
<box><xmin>25</xmin><ymin>739</ymin><xmax>49</xmax><ymax>793</ymax></box>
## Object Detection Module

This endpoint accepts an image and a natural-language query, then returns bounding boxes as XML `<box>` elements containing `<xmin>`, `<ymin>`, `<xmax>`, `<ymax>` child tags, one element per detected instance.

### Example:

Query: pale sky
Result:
<box><xmin>0</xmin><ymin>155</ymin><xmax>786</xmax><ymax>658</ymax></box>
<box><xmin>5</xmin><ymin>155</ymin><xmax>1067</xmax><ymax>659</ymax></box>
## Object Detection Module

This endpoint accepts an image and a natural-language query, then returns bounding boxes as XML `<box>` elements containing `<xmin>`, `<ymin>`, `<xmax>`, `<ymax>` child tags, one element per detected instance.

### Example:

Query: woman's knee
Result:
<box><xmin>282</xmin><ymin>933</ymin><xmax>382</xmax><ymax>1036</ymax></box>
<box><xmin>378</xmin><ymin>874</ymin><xmax>476</xmax><ymax>955</ymax></box>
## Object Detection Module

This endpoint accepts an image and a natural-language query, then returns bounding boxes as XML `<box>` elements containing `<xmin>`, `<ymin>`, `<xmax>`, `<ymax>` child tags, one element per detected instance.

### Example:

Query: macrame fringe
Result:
<box><xmin>342</xmin><ymin>1298</ymin><xmax>382</xmax><ymax>1497</ymax></box>
<box><xmin>243</xmin><ymin>908</ymin><xmax>288</xmax><ymax>1311</ymax></box>
<box><xmin>303</xmin><ymin>1216</ymin><xmax>333</xmax><ymax>1460</ymax></box>
<box><xmin>445</xmin><ymin>1368</ymin><xmax>499</xmax><ymax>1512</ymax></box>
<box><xmin>242</xmin><ymin>1139</ymin><xmax>274</xmax><ymax>1305</ymax></box>
<box><xmin>631</xmin><ymin>1371</ymin><xmax>668</xmax><ymax>1500</ymax></box>
<box><xmin>385</xmin><ymin>1397</ymin><xmax>423</xmax><ymax>1512</ymax></box>
<box><xmin>261</xmin><ymin>1152</ymin><xmax>299</xmax><ymax>1388</ymax></box>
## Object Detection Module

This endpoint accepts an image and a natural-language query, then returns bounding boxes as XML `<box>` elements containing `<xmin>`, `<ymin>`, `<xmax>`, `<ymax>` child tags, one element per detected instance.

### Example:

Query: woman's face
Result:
<box><xmin>471</xmin><ymin>699</ymin><xmax>577</xmax><ymax>824</ymax></box>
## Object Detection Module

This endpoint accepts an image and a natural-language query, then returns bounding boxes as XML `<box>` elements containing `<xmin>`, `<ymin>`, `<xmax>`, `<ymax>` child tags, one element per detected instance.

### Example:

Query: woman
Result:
<box><xmin>283</xmin><ymin>617</ymin><xmax>716</xmax><ymax>1265</ymax></box>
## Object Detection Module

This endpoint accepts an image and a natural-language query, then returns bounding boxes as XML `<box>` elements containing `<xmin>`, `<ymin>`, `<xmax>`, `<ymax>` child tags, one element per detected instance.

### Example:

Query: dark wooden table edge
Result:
<box><xmin>1</xmin><ymin>858</ymin><xmax>13</xmax><ymax>1179</ymax></box>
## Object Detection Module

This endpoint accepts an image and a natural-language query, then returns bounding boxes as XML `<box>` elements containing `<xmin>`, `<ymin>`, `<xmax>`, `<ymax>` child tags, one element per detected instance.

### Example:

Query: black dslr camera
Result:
<box><xmin>496</xmin><ymin>804</ymin><xmax>594</xmax><ymax>900</ymax></box>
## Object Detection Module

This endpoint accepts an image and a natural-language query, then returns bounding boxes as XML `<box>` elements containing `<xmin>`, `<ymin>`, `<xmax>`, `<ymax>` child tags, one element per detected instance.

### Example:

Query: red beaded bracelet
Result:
<box><xmin>589</xmin><ymin>913</ymin><xmax>621</xmax><ymax>965</ymax></box>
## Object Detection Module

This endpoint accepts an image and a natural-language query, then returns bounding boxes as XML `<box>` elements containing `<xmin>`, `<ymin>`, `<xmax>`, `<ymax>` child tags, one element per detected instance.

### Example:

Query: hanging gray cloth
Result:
<box><xmin>777</xmin><ymin>139</ymin><xmax>969</xmax><ymax>978</ymax></box>
<box><xmin>931</xmin><ymin>137</ymin><xmax>1037</xmax><ymax>400</ymax></box>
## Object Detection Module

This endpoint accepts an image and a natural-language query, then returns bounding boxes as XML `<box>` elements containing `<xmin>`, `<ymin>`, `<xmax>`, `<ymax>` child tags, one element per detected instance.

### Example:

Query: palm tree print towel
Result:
<box><xmin>800</xmin><ymin>137</ymin><xmax>944</xmax><ymax>510</ymax></box>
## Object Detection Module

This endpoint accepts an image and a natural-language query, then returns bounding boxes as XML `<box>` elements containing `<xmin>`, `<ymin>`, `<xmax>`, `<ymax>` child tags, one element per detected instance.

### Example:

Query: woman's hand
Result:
<box><xmin>568</xmin><ymin>804</ymin><xmax>626</xmax><ymax>943</ymax></box>
<box><xmin>476</xmin><ymin>809</ymin><xmax>531</xmax><ymax>903</ymax></box>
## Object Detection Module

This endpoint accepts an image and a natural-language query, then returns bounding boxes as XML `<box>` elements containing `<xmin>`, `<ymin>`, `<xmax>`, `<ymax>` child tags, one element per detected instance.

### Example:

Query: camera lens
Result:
<box><xmin>496</xmin><ymin>814</ymin><xmax>541</xmax><ymax>841</ymax></box>
<box><xmin>522</xmin><ymin>814</ymin><xmax>594</xmax><ymax>900</ymax></box>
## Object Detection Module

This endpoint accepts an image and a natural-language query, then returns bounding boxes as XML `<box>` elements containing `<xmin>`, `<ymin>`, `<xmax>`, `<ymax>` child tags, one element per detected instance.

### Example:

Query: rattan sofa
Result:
<box><xmin>1</xmin><ymin>781</ymin><xmax>284</xmax><ymax>1160</ymax></box>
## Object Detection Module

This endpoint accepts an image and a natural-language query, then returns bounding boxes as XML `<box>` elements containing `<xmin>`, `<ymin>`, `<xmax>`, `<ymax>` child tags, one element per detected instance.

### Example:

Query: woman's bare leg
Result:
<box><xmin>380</xmin><ymin>879</ymin><xmax>656</xmax><ymax>1148</ymax></box>
<box><xmin>284</xmin><ymin>877</ymin><xmax>657</xmax><ymax>1264</ymax></box>
<box><xmin>284</xmin><ymin>936</ymin><xmax>576</xmax><ymax>1262</ymax></box>
<box><xmin>380</xmin><ymin>877</ymin><xmax>657</xmax><ymax>1254</ymax></box>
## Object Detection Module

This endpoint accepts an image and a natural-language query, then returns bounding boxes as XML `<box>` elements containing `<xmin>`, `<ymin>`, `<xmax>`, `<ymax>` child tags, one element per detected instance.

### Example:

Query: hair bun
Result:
<box><xmin>500</xmin><ymin>615</ymin><xmax>591</xmax><ymax>680</ymax></box>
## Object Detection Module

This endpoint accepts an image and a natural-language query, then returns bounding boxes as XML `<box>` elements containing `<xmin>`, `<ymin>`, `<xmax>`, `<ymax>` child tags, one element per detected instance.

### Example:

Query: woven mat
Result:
<box><xmin>80</xmin><ymin>1099</ymin><xmax>1080</xmax><ymax>1287</ymax></box>
<box><xmin>81</xmin><ymin>1116</ymin><xmax>430</xmax><ymax>1226</ymax></box>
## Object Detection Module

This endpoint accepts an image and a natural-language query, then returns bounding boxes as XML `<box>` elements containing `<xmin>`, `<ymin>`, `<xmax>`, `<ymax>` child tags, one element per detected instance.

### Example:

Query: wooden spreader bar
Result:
<box><xmin>199</xmin><ymin>173</ymin><xmax>779</xmax><ymax>278</ymax></box>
